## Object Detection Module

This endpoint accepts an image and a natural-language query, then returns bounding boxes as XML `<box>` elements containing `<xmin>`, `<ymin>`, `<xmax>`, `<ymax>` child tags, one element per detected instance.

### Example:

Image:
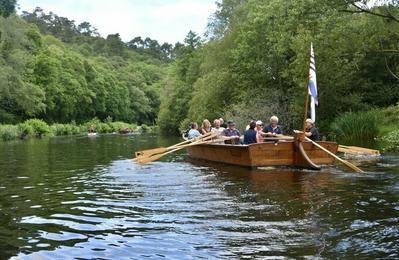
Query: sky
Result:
<box><xmin>17</xmin><ymin>0</ymin><xmax>218</xmax><ymax>44</ymax></box>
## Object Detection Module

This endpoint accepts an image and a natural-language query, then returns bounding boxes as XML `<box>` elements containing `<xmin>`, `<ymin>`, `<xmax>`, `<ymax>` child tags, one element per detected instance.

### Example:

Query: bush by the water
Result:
<box><xmin>24</xmin><ymin>119</ymin><xmax>51</xmax><ymax>137</ymax></box>
<box><xmin>51</xmin><ymin>123</ymin><xmax>82</xmax><ymax>136</ymax></box>
<box><xmin>0</xmin><ymin>118</ymin><xmax>145</xmax><ymax>142</ymax></box>
<box><xmin>380</xmin><ymin>130</ymin><xmax>399</xmax><ymax>152</ymax></box>
<box><xmin>0</xmin><ymin>125</ymin><xmax>21</xmax><ymax>141</ymax></box>
<box><xmin>330</xmin><ymin>110</ymin><xmax>378</xmax><ymax>147</ymax></box>
<box><xmin>84</xmin><ymin>118</ymin><xmax>138</xmax><ymax>133</ymax></box>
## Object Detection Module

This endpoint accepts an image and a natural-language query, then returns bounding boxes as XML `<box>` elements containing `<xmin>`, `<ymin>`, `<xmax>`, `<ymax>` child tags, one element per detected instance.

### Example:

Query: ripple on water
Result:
<box><xmin>4</xmin><ymin>145</ymin><xmax>399</xmax><ymax>260</ymax></box>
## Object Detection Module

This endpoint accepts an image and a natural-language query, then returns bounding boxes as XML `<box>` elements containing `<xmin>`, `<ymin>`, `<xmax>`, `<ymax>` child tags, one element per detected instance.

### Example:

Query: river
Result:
<box><xmin>0</xmin><ymin>134</ymin><xmax>398</xmax><ymax>259</ymax></box>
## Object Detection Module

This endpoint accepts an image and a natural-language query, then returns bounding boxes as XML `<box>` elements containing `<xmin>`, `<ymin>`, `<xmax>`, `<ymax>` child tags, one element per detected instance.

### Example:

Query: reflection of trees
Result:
<box><xmin>0</xmin><ymin>135</ymin><xmax>160</xmax><ymax>257</ymax></box>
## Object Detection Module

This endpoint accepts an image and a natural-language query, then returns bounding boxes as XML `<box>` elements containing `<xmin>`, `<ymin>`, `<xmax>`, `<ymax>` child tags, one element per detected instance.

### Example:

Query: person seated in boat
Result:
<box><xmin>211</xmin><ymin>119</ymin><xmax>225</xmax><ymax>135</ymax></box>
<box><xmin>305</xmin><ymin>118</ymin><xmax>320</xmax><ymax>141</ymax></box>
<box><xmin>263</xmin><ymin>115</ymin><xmax>283</xmax><ymax>136</ymax></box>
<box><xmin>200</xmin><ymin>119</ymin><xmax>212</xmax><ymax>134</ymax></box>
<box><xmin>255</xmin><ymin>120</ymin><xmax>265</xmax><ymax>143</ymax></box>
<box><xmin>244</xmin><ymin>121</ymin><xmax>257</xmax><ymax>144</ymax></box>
<box><xmin>88</xmin><ymin>125</ymin><xmax>96</xmax><ymax>133</ymax></box>
<box><xmin>219</xmin><ymin>118</ymin><xmax>227</xmax><ymax>128</ymax></box>
<box><xmin>188</xmin><ymin>122</ymin><xmax>201</xmax><ymax>139</ymax></box>
<box><xmin>222</xmin><ymin>120</ymin><xmax>240</xmax><ymax>144</ymax></box>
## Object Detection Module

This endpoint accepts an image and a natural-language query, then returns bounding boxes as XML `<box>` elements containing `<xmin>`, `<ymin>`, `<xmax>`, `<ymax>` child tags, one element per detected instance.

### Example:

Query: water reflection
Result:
<box><xmin>0</xmin><ymin>134</ymin><xmax>397</xmax><ymax>259</ymax></box>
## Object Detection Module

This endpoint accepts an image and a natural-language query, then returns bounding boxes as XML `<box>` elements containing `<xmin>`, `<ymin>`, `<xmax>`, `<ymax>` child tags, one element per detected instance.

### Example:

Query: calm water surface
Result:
<box><xmin>0</xmin><ymin>134</ymin><xmax>398</xmax><ymax>259</ymax></box>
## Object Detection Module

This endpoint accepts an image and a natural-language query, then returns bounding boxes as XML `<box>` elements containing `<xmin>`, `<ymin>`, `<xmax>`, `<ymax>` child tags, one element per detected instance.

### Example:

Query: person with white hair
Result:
<box><xmin>263</xmin><ymin>115</ymin><xmax>283</xmax><ymax>136</ymax></box>
<box><xmin>211</xmin><ymin>119</ymin><xmax>225</xmax><ymax>135</ymax></box>
<box><xmin>255</xmin><ymin>120</ymin><xmax>265</xmax><ymax>143</ymax></box>
<box><xmin>305</xmin><ymin>118</ymin><xmax>320</xmax><ymax>141</ymax></box>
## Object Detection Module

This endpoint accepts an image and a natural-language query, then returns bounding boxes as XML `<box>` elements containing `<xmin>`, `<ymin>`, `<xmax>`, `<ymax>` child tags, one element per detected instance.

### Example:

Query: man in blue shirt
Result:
<box><xmin>222</xmin><ymin>120</ymin><xmax>240</xmax><ymax>144</ymax></box>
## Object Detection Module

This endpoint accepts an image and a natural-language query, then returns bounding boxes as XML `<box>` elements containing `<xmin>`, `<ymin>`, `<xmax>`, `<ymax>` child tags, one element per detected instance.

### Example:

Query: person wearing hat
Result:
<box><xmin>305</xmin><ymin>118</ymin><xmax>320</xmax><ymax>141</ymax></box>
<box><xmin>263</xmin><ymin>115</ymin><xmax>283</xmax><ymax>136</ymax></box>
<box><xmin>222</xmin><ymin>120</ymin><xmax>240</xmax><ymax>144</ymax></box>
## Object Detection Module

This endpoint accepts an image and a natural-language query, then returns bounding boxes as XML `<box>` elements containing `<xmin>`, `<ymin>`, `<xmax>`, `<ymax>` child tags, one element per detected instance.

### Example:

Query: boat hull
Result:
<box><xmin>186</xmin><ymin>141</ymin><xmax>338</xmax><ymax>168</ymax></box>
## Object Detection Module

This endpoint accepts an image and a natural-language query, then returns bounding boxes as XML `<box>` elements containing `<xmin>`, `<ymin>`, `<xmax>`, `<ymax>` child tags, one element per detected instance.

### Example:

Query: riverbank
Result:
<box><xmin>330</xmin><ymin>104</ymin><xmax>399</xmax><ymax>152</ymax></box>
<box><xmin>0</xmin><ymin>118</ymin><xmax>154</xmax><ymax>141</ymax></box>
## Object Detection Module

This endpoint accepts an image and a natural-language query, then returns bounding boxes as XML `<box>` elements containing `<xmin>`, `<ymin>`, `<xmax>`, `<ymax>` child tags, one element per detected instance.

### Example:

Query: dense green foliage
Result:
<box><xmin>0</xmin><ymin>0</ymin><xmax>16</xmax><ymax>17</ymax></box>
<box><xmin>0</xmin><ymin>118</ymin><xmax>145</xmax><ymax>141</ymax></box>
<box><xmin>380</xmin><ymin>130</ymin><xmax>399</xmax><ymax>152</ymax></box>
<box><xmin>0</xmin><ymin>6</ymin><xmax>168</xmax><ymax>125</ymax></box>
<box><xmin>159</xmin><ymin>0</ymin><xmax>399</xmax><ymax>135</ymax></box>
<box><xmin>330</xmin><ymin>110</ymin><xmax>378</xmax><ymax>147</ymax></box>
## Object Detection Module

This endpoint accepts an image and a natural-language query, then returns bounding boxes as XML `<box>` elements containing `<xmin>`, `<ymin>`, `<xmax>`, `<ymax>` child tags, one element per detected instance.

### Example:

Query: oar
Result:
<box><xmin>134</xmin><ymin>139</ymin><xmax>191</xmax><ymax>159</ymax></box>
<box><xmin>136</xmin><ymin>135</ymin><xmax>230</xmax><ymax>164</ymax></box>
<box><xmin>134</xmin><ymin>132</ymin><xmax>219</xmax><ymax>162</ymax></box>
<box><xmin>136</xmin><ymin>138</ymin><xmax>217</xmax><ymax>164</ymax></box>
<box><xmin>338</xmin><ymin>145</ymin><xmax>380</xmax><ymax>155</ymax></box>
<box><xmin>134</xmin><ymin>132</ymin><xmax>214</xmax><ymax>160</ymax></box>
<box><xmin>264</xmin><ymin>135</ymin><xmax>294</xmax><ymax>140</ymax></box>
<box><xmin>305</xmin><ymin>137</ymin><xmax>364</xmax><ymax>173</ymax></box>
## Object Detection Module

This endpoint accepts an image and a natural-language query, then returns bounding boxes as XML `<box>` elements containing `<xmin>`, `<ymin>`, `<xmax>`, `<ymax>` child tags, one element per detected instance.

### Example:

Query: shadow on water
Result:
<box><xmin>0</xmin><ymin>133</ymin><xmax>397</xmax><ymax>259</ymax></box>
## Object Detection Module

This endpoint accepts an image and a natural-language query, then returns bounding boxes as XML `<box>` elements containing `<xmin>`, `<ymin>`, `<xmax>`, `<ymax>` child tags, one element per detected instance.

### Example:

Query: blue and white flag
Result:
<box><xmin>308</xmin><ymin>42</ymin><xmax>318</xmax><ymax>122</ymax></box>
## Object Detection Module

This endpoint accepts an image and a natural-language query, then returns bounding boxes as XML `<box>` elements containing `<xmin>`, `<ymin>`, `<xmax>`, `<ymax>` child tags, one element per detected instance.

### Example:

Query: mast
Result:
<box><xmin>302</xmin><ymin>43</ymin><xmax>312</xmax><ymax>132</ymax></box>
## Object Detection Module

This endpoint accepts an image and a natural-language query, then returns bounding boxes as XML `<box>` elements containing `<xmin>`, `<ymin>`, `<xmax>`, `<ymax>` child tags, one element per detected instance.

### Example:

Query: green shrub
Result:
<box><xmin>380</xmin><ymin>130</ymin><xmax>399</xmax><ymax>152</ymax></box>
<box><xmin>129</xmin><ymin>123</ymin><xmax>138</xmax><ymax>131</ymax></box>
<box><xmin>140</xmin><ymin>124</ymin><xmax>150</xmax><ymax>132</ymax></box>
<box><xmin>0</xmin><ymin>125</ymin><xmax>21</xmax><ymax>141</ymax></box>
<box><xmin>18</xmin><ymin>122</ymin><xmax>34</xmax><ymax>136</ymax></box>
<box><xmin>51</xmin><ymin>123</ymin><xmax>82</xmax><ymax>136</ymax></box>
<box><xmin>24</xmin><ymin>119</ymin><xmax>50</xmax><ymax>137</ymax></box>
<box><xmin>330</xmin><ymin>110</ymin><xmax>378</xmax><ymax>147</ymax></box>
<box><xmin>102</xmin><ymin>123</ymin><xmax>113</xmax><ymax>133</ymax></box>
<box><xmin>109</xmin><ymin>121</ymin><xmax>130</xmax><ymax>133</ymax></box>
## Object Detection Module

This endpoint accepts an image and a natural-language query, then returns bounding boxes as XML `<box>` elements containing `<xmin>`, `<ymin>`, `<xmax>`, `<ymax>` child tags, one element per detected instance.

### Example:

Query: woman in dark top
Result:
<box><xmin>244</xmin><ymin>121</ymin><xmax>257</xmax><ymax>144</ymax></box>
<box><xmin>305</xmin><ymin>118</ymin><xmax>320</xmax><ymax>141</ymax></box>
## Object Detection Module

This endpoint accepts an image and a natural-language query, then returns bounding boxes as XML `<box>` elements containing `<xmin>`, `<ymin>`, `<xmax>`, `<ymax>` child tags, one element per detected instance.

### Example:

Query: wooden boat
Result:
<box><xmin>186</xmin><ymin>137</ymin><xmax>338</xmax><ymax>170</ymax></box>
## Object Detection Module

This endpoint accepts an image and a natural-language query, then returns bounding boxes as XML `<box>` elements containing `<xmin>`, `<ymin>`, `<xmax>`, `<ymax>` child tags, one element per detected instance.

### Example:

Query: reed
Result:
<box><xmin>330</xmin><ymin>110</ymin><xmax>378</xmax><ymax>147</ymax></box>
<box><xmin>0</xmin><ymin>125</ymin><xmax>21</xmax><ymax>141</ymax></box>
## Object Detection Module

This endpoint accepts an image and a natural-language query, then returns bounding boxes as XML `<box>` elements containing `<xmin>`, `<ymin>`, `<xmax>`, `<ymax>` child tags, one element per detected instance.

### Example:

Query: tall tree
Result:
<box><xmin>0</xmin><ymin>0</ymin><xmax>16</xmax><ymax>17</ymax></box>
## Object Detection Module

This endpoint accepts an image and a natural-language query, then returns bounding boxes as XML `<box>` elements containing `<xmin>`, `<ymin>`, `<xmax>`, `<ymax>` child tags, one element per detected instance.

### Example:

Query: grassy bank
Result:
<box><xmin>329</xmin><ymin>104</ymin><xmax>399</xmax><ymax>152</ymax></box>
<box><xmin>0</xmin><ymin>118</ymin><xmax>153</xmax><ymax>141</ymax></box>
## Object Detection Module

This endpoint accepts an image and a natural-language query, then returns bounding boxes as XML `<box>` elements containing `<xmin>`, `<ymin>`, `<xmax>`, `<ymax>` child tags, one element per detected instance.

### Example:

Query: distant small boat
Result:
<box><xmin>119</xmin><ymin>128</ymin><xmax>131</xmax><ymax>134</ymax></box>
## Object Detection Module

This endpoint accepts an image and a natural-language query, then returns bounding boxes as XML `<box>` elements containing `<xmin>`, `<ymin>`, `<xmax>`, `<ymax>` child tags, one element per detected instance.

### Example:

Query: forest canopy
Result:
<box><xmin>158</xmin><ymin>0</ymin><xmax>399</xmax><ymax>134</ymax></box>
<box><xmin>1</xmin><ymin>0</ymin><xmax>399</xmax><ymax>135</ymax></box>
<box><xmin>0</xmin><ymin>4</ymin><xmax>184</xmax><ymax>124</ymax></box>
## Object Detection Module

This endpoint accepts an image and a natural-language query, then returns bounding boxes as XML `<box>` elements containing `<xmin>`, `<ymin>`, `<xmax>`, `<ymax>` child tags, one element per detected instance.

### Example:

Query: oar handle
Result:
<box><xmin>305</xmin><ymin>137</ymin><xmax>364</xmax><ymax>173</ymax></box>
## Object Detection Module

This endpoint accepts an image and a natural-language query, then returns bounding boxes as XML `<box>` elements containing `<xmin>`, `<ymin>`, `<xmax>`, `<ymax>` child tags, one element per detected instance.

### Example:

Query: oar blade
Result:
<box><xmin>135</xmin><ymin>147</ymin><xmax>168</xmax><ymax>159</ymax></box>
<box><xmin>338</xmin><ymin>145</ymin><xmax>380</xmax><ymax>156</ymax></box>
<box><xmin>305</xmin><ymin>137</ymin><xmax>364</xmax><ymax>173</ymax></box>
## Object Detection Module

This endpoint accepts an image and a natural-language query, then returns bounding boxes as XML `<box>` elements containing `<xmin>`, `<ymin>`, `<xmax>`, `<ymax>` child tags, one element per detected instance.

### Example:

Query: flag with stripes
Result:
<box><xmin>308</xmin><ymin>42</ymin><xmax>318</xmax><ymax>122</ymax></box>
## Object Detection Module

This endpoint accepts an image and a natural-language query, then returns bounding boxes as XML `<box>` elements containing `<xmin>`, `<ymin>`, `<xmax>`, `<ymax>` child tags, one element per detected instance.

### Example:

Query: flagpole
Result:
<box><xmin>302</xmin><ymin>43</ymin><xmax>312</xmax><ymax>133</ymax></box>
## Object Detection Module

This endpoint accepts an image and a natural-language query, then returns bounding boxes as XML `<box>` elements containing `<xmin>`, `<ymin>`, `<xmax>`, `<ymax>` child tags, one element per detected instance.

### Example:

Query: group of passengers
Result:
<box><xmin>187</xmin><ymin>116</ymin><xmax>319</xmax><ymax>144</ymax></box>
